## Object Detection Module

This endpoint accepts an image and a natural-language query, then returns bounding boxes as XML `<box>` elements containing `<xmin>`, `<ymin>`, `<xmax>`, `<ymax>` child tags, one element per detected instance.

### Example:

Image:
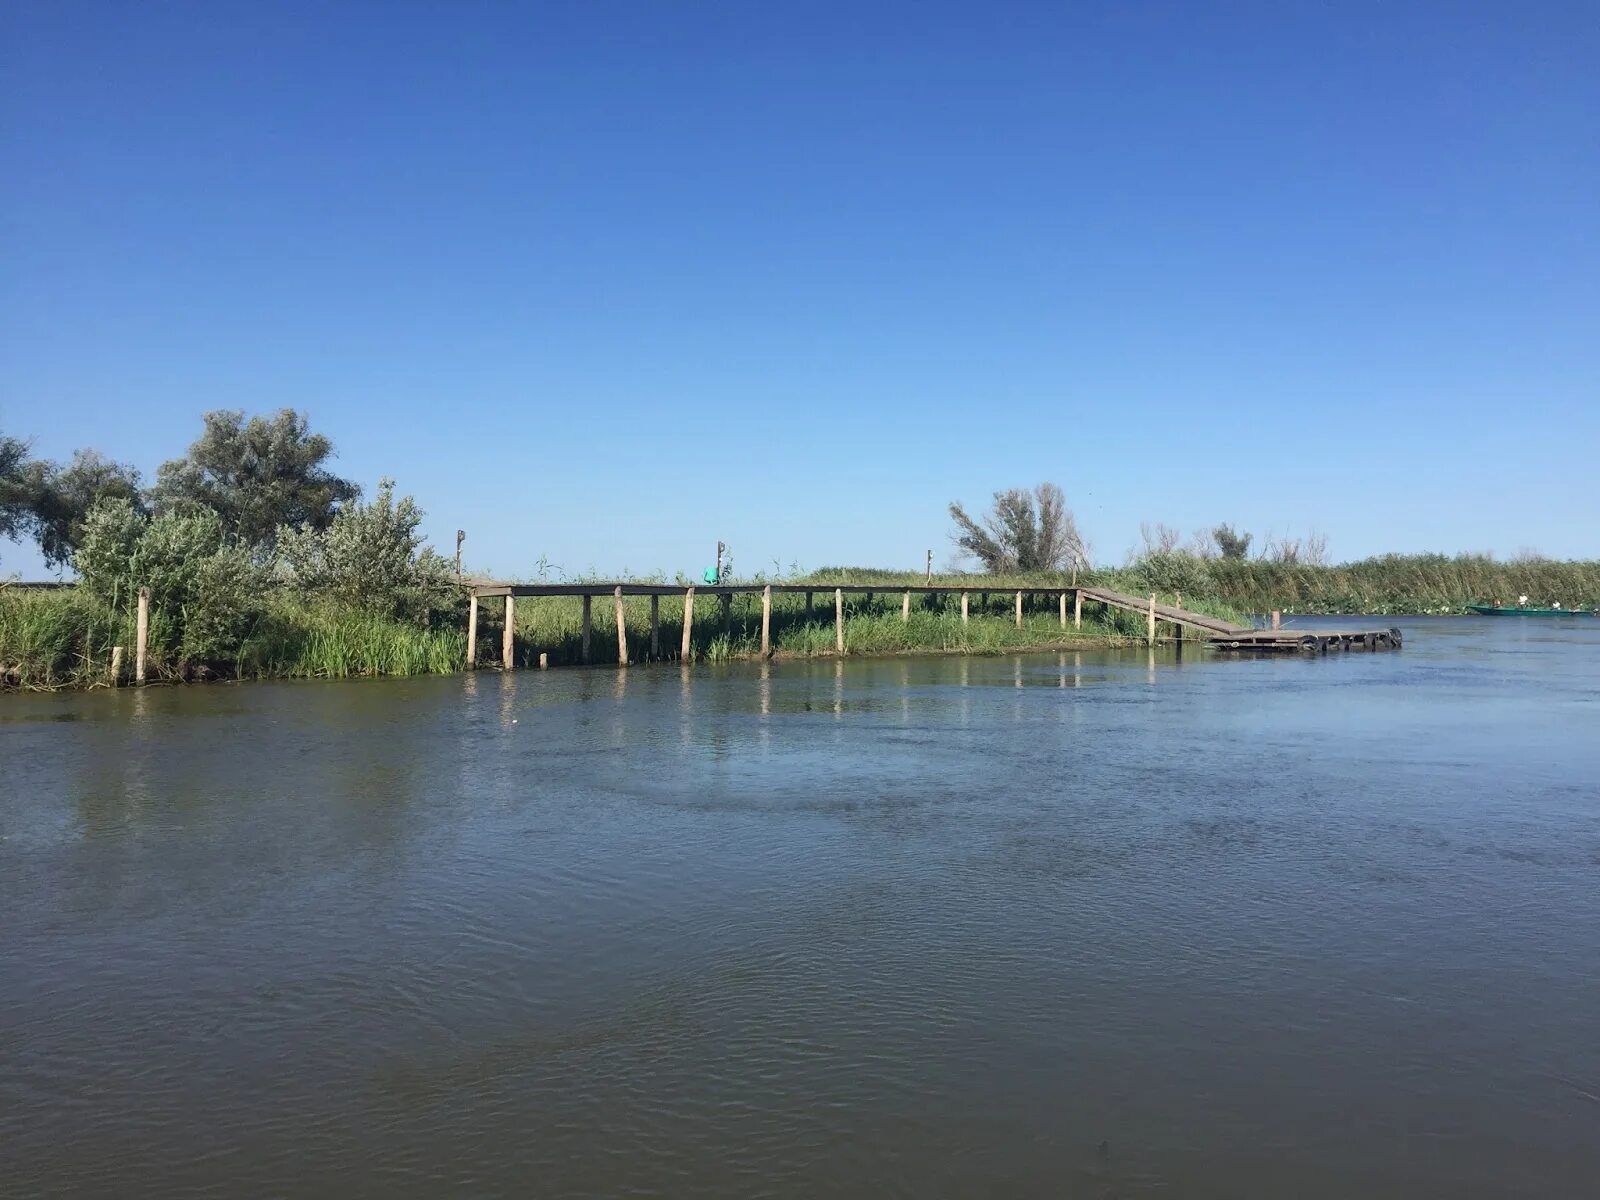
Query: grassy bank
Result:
<box><xmin>1200</xmin><ymin>555</ymin><xmax>1600</xmax><ymax>615</ymax></box>
<box><xmin>2</xmin><ymin>579</ymin><xmax>1150</xmax><ymax>688</ymax></box>
<box><xmin>0</xmin><ymin>587</ymin><xmax>463</xmax><ymax>689</ymax></box>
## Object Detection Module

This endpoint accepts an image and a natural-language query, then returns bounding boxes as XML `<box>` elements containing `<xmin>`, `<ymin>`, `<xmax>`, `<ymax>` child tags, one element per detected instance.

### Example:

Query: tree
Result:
<box><xmin>948</xmin><ymin>482</ymin><xmax>1086</xmax><ymax>573</ymax></box>
<box><xmin>0</xmin><ymin>435</ymin><xmax>38</xmax><ymax>555</ymax></box>
<box><xmin>276</xmin><ymin>478</ymin><xmax>454</xmax><ymax>620</ymax></box>
<box><xmin>1211</xmin><ymin>523</ymin><xmax>1252</xmax><ymax>560</ymax></box>
<box><xmin>28</xmin><ymin>450</ymin><xmax>145</xmax><ymax>568</ymax></box>
<box><xmin>151</xmin><ymin>409</ymin><xmax>359</xmax><ymax>552</ymax></box>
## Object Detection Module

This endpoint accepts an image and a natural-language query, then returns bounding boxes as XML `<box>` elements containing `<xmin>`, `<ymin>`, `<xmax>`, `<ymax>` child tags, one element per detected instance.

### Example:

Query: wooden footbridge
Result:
<box><xmin>465</xmin><ymin>580</ymin><xmax>1401</xmax><ymax>668</ymax></box>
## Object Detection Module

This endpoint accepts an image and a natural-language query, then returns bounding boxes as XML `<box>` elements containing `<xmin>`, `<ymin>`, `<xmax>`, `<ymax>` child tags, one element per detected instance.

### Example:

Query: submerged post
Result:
<box><xmin>581</xmin><ymin>594</ymin><xmax>592</xmax><ymax>663</ymax></box>
<box><xmin>1015</xmin><ymin>590</ymin><xmax>1024</xmax><ymax>628</ymax></box>
<box><xmin>681</xmin><ymin>587</ymin><xmax>695</xmax><ymax>661</ymax></box>
<box><xmin>1147</xmin><ymin>593</ymin><xmax>1157</xmax><ymax>646</ymax></box>
<box><xmin>466</xmin><ymin>593</ymin><xmax>479</xmax><ymax>668</ymax></box>
<box><xmin>110</xmin><ymin>645</ymin><xmax>124</xmax><ymax>687</ymax></box>
<box><xmin>961</xmin><ymin>591</ymin><xmax>970</xmax><ymax>624</ymax></box>
<box><xmin>650</xmin><ymin>595</ymin><xmax>660</xmax><ymax>658</ymax></box>
<box><xmin>502</xmin><ymin>595</ymin><xmax>516</xmax><ymax>668</ymax></box>
<box><xmin>1074</xmin><ymin>589</ymin><xmax>1082</xmax><ymax>630</ymax></box>
<box><xmin>135</xmin><ymin>587</ymin><xmax>149</xmax><ymax>685</ymax></box>
<box><xmin>761</xmin><ymin>584</ymin><xmax>772</xmax><ymax>656</ymax></box>
<box><xmin>835</xmin><ymin>587</ymin><xmax>845</xmax><ymax>655</ymax></box>
<box><xmin>614</xmin><ymin>586</ymin><xmax>628</xmax><ymax>666</ymax></box>
<box><xmin>902</xmin><ymin>590</ymin><xmax>911</xmax><ymax>622</ymax></box>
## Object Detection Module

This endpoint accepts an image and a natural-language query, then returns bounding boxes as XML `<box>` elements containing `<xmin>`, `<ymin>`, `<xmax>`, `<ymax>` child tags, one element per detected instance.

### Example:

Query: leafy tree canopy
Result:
<box><xmin>948</xmin><ymin>482</ymin><xmax>1086</xmax><ymax>574</ymax></box>
<box><xmin>151</xmin><ymin>409</ymin><xmax>358</xmax><ymax>551</ymax></box>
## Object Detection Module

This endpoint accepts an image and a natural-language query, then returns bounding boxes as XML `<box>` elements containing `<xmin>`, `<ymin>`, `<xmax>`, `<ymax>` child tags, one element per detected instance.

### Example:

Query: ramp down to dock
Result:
<box><xmin>1073</xmin><ymin>585</ymin><xmax>1400</xmax><ymax>654</ymax></box>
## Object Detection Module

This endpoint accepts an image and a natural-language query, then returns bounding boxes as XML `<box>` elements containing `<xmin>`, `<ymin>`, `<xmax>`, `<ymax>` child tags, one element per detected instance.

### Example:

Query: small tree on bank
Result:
<box><xmin>276</xmin><ymin>479</ymin><xmax>454</xmax><ymax>621</ymax></box>
<box><xmin>948</xmin><ymin>482</ymin><xmax>1086</xmax><ymax>574</ymax></box>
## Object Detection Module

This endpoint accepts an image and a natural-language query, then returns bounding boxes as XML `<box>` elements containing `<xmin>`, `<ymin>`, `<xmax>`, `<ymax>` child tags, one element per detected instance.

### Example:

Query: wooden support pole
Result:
<box><xmin>466</xmin><ymin>593</ymin><xmax>479</xmax><ymax>668</ymax></box>
<box><xmin>720</xmin><ymin>591</ymin><xmax>732</xmax><ymax>634</ymax></box>
<box><xmin>1147</xmin><ymin>593</ymin><xmax>1157</xmax><ymax>646</ymax></box>
<box><xmin>1271</xmin><ymin>610</ymin><xmax>1282</xmax><ymax>630</ymax></box>
<box><xmin>135</xmin><ymin>587</ymin><xmax>149</xmax><ymax>685</ymax></box>
<box><xmin>681</xmin><ymin>587</ymin><xmax>695</xmax><ymax>660</ymax></box>
<box><xmin>110</xmin><ymin>645</ymin><xmax>124</xmax><ymax>687</ymax></box>
<box><xmin>581</xmin><ymin>594</ymin><xmax>592</xmax><ymax>663</ymax></box>
<box><xmin>614</xmin><ymin>586</ymin><xmax>628</xmax><ymax>666</ymax></box>
<box><xmin>805</xmin><ymin>590</ymin><xmax>813</xmax><ymax>617</ymax></box>
<box><xmin>1059</xmin><ymin>591</ymin><xmax>1067</xmax><ymax>627</ymax></box>
<box><xmin>1015</xmin><ymin>590</ymin><xmax>1024</xmax><ymax>627</ymax></box>
<box><xmin>902</xmin><ymin>590</ymin><xmax>911</xmax><ymax>621</ymax></box>
<box><xmin>538</xmin><ymin>652</ymin><xmax>549</xmax><ymax>669</ymax></box>
<box><xmin>961</xmin><ymin>591</ymin><xmax>970</xmax><ymax>624</ymax></box>
<box><xmin>502</xmin><ymin>595</ymin><xmax>516</xmax><ymax>669</ymax></box>
<box><xmin>761</xmin><ymin>584</ymin><xmax>772</xmax><ymax>656</ymax></box>
<box><xmin>650</xmin><ymin>595</ymin><xmax>660</xmax><ymax>658</ymax></box>
<box><xmin>835</xmin><ymin>587</ymin><xmax>845</xmax><ymax>654</ymax></box>
<box><xmin>1074</xmin><ymin>589</ymin><xmax>1082</xmax><ymax>630</ymax></box>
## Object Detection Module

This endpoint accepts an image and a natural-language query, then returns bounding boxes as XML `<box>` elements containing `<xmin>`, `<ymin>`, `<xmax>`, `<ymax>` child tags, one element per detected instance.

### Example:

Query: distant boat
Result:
<box><xmin>1467</xmin><ymin>604</ymin><xmax>1597</xmax><ymax>617</ymax></box>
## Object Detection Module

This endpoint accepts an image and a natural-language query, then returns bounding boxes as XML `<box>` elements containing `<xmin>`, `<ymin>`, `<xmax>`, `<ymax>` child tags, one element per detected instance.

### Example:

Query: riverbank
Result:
<box><xmin>1</xmin><ymin>582</ymin><xmax>1154</xmax><ymax>690</ymax></box>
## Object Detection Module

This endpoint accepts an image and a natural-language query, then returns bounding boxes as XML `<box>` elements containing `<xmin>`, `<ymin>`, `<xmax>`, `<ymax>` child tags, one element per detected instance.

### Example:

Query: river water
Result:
<box><xmin>3</xmin><ymin>616</ymin><xmax>1598</xmax><ymax>1198</ymax></box>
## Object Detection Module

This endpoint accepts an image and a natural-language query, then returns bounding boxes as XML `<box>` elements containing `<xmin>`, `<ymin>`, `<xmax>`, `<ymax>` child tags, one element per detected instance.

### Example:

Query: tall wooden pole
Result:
<box><xmin>614</xmin><ymin>586</ymin><xmax>628</xmax><ymax>666</ymax></box>
<box><xmin>961</xmin><ymin>591</ymin><xmax>969</xmax><ymax>625</ymax></box>
<box><xmin>1015</xmin><ymin>590</ymin><xmax>1024</xmax><ymax>627</ymax></box>
<box><xmin>466</xmin><ymin>593</ymin><xmax>479</xmax><ymax>668</ymax></box>
<box><xmin>835</xmin><ymin>587</ymin><xmax>845</xmax><ymax>655</ymax></box>
<box><xmin>581</xmin><ymin>594</ymin><xmax>592</xmax><ymax>663</ymax></box>
<box><xmin>1074</xmin><ymin>589</ymin><xmax>1082</xmax><ymax>630</ymax></box>
<box><xmin>649</xmin><ymin>594</ymin><xmax>660</xmax><ymax>658</ymax></box>
<box><xmin>502</xmin><ymin>595</ymin><xmax>516</xmax><ymax>668</ymax></box>
<box><xmin>1147</xmin><ymin>593</ymin><xmax>1157</xmax><ymax>646</ymax></box>
<box><xmin>110</xmin><ymin>645</ymin><xmax>124</xmax><ymax>687</ymax></box>
<box><xmin>681</xmin><ymin>587</ymin><xmax>695</xmax><ymax>660</ymax></box>
<box><xmin>925</xmin><ymin>549</ymin><xmax>932</xmax><ymax>582</ymax></box>
<box><xmin>135</xmin><ymin>587</ymin><xmax>149</xmax><ymax>685</ymax></box>
<box><xmin>1059</xmin><ymin>591</ymin><xmax>1067</xmax><ymax>627</ymax></box>
<box><xmin>761</xmin><ymin>584</ymin><xmax>772</xmax><ymax>656</ymax></box>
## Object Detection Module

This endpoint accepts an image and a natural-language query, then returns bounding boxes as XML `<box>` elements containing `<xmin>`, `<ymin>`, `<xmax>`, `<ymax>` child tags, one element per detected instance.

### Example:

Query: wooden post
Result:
<box><xmin>581</xmin><ymin>594</ymin><xmax>592</xmax><ymax>663</ymax></box>
<box><xmin>1014</xmin><ymin>590</ymin><xmax>1024</xmax><ymax>627</ymax></box>
<box><xmin>835</xmin><ymin>587</ymin><xmax>845</xmax><ymax>654</ymax></box>
<box><xmin>1271</xmin><ymin>610</ymin><xmax>1282</xmax><ymax>630</ymax></box>
<box><xmin>135</xmin><ymin>587</ymin><xmax>149</xmax><ymax>685</ymax></box>
<box><xmin>614</xmin><ymin>586</ymin><xmax>628</xmax><ymax>665</ymax></box>
<box><xmin>502</xmin><ymin>595</ymin><xmax>516</xmax><ymax>669</ymax></box>
<box><xmin>1074</xmin><ymin>589</ymin><xmax>1082</xmax><ymax>629</ymax></box>
<box><xmin>681</xmin><ymin>587</ymin><xmax>695</xmax><ymax>660</ymax></box>
<box><xmin>466</xmin><ymin>593</ymin><xmax>479</xmax><ymax>668</ymax></box>
<box><xmin>110</xmin><ymin>645</ymin><xmax>124</xmax><ymax>687</ymax></box>
<box><xmin>1059</xmin><ymin>592</ymin><xmax>1067</xmax><ymax>627</ymax></box>
<box><xmin>649</xmin><ymin>595</ymin><xmax>660</xmax><ymax>658</ymax></box>
<box><xmin>720</xmin><ymin>591</ymin><xmax>731</xmax><ymax>634</ymax></box>
<box><xmin>805</xmin><ymin>590</ymin><xmax>813</xmax><ymax>618</ymax></box>
<box><xmin>1147</xmin><ymin>593</ymin><xmax>1157</xmax><ymax>646</ymax></box>
<box><xmin>925</xmin><ymin>549</ymin><xmax>932</xmax><ymax>582</ymax></box>
<box><xmin>902</xmin><ymin>590</ymin><xmax>911</xmax><ymax>622</ymax></box>
<box><xmin>961</xmin><ymin>591</ymin><xmax>969</xmax><ymax>624</ymax></box>
<box><xmin>761</xmin><ymin>584</ymin><xmax>772</xmax><ymax>656</ymax></box>
<box><xmin>538</xmin><ymin>652</ymin><xmax>549</xmax><ymax>669</ymax></box>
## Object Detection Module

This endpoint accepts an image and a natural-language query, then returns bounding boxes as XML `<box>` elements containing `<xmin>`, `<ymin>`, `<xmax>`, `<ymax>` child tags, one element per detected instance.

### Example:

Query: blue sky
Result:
<box><xmin>4</xmin><ymin>1</ymin><xmax>1596</xmax><ymax>578</ymax></box>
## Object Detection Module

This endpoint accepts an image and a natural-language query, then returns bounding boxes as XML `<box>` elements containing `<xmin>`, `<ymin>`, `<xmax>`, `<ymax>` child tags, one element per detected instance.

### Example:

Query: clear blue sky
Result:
<box><xmin>4</xmin><ymin>1</ymin><xmax>1596</xmax><ymax>578</ymax></box>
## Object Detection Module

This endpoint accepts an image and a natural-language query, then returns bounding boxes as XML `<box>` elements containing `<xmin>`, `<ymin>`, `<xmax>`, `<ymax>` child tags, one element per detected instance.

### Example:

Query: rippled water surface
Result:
<box><xmin>4</xmin><ymin>617</ymin><xmax>1599</xmax><ymax>1197</ymax></box>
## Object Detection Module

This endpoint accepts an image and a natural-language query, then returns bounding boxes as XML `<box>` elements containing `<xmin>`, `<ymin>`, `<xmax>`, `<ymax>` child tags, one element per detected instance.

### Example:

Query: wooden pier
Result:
<box><xmin>465</xmin><ymin>580</ymin><xmax>1402</xmax><ymax>668</ymax></box>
